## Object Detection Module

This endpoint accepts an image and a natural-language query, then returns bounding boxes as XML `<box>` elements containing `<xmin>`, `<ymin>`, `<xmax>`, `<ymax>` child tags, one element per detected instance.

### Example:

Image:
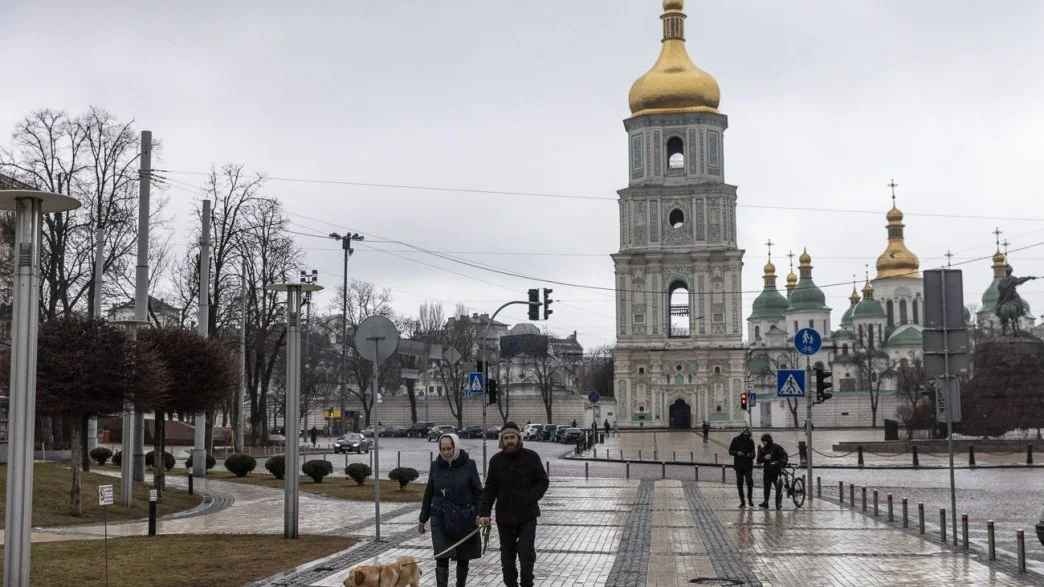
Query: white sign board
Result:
<box><xmin>98</xmin><ymin>484</ymin><xmax>114</xmax><ymax>506</ymax></box>
<box><xmin>936</xmin><ymin>378</ymin><xmax>962</xmax><ymax>423</ymax></box>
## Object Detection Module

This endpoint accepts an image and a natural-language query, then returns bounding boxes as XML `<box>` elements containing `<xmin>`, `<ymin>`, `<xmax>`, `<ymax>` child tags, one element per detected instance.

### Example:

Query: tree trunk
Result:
<box><xmin>69</xmin><ymin>417</ymin><xmax>83</xmax><ymax>516</ymax></box>
<box><xmin>154</xmin><ymin>409</ymin><xmax>166</xmax><ymax>494</ymax></box>
<box><xmin>80</xmin><ymin>415</ymin><xmax>91</xmax><ymax>472</ymax></box>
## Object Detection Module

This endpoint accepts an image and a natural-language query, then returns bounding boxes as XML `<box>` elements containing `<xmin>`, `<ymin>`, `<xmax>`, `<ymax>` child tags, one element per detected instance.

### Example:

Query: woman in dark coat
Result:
<box><xmin>419</xmin><ymin>433</ymin><xmax>483</xmax><ymax>587</ymax></box>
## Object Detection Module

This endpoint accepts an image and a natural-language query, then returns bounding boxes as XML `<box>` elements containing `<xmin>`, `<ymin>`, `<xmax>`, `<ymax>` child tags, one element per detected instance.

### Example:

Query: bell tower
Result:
<box><xmin>613</xmin><ymin>0</ymin><xmax>746</xmax><ymax>428</ymax></box>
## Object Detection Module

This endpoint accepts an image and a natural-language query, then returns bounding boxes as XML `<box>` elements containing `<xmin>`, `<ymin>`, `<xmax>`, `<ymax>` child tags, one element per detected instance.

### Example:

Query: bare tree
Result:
<box><xmin>851</xmin><ymin>347</ymin><xmax>895</xmax><ymax>428</ymax></box>
<box><xmin>336</xmin><ymin>280</ymin><xmax>397</xmax><ymax>426</ymax></box>
<box><xmin>430</xmin><ymin>310</ymin><xmax>478</xmax><ymax>429</ymax></box>
<box><xmin>895</xmin><ymin>358</ymin><xmax>931</xmax><ymax>438</ymax></box>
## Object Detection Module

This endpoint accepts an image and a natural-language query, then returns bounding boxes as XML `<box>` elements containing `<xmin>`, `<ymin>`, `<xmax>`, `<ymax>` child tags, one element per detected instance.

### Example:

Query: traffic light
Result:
<box><xmin>542</xmin><ymin>288</ymin><xmax>554</xmax><ymax>320</ymax></box>
<box><xmin>815</xmin><ymin>367</ymin><xmax>833</xmax><ymax>403</ymax></box>
<box><xmin>528</xmin><ymin>288</ymin><xmax>540</xmax><ymax>320</ymax></box>
<box><xmin>476</xmin><ymin>360</ymin><xmax>485</xmax><ymax>374</ymax></box>
<box><xmin>487</xmin><ymin>379</ymin><xmax>498</xmax><ymax>405</ymax></box>
<box><xmin>740</xmin><ymin>392</ymin><xmax>748</xmax><ymax>411</ymax></box>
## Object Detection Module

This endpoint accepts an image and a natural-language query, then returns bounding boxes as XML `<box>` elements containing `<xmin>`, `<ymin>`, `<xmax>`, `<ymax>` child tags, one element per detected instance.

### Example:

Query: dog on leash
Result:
<box><xmin>343</xmin><ymin>556</ymin><xmax>421</xmax><ymax>587</ymax></box>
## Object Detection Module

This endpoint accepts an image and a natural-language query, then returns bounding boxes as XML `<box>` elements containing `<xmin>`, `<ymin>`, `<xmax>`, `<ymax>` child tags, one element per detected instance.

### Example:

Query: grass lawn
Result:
<box><xmin>0</xmin><ymin>534</ymin><xmax>354</xmax><ymax>586</ymax></box>
<box><xmin>0</xmin><ymin>463</ymin><xmax>203</xmax><ymax>529</ymax></box>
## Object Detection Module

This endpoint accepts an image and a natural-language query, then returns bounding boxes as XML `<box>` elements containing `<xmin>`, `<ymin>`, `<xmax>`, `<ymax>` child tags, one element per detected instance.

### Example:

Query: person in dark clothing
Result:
<box><xmin>756</xmin><ymin>433</ymin><xmax>788</xmax><ymax>510</ymax></box>
<box><xmin>702</xmin><ymin>421</ymin><xmax>711</xmax><ymax>442</ymax></box>
<box><xmin>571</xmin><ymin>419</ymin><xmax>577</xmax><ymax>428</ymax></box>
<box><xmin>308</xmin><ymin>426</ymin><xmax>319</xmax><ymax>448</ymax></box>
<box><xmin>419</xmin><ymin>433</ymin><xmax>483</xmax><ymax>587</ymax></box>
<box><xmin>478</xmin><ymin>421</ymin><xmax>549</xmax><ymax>587</ymax></box>
<box><xmin>729</xmin><ymin>428</ymin><xmax>755</xmax><ymax>507</ymax></box>
<box><xmin>603</xmin><ymin>418</ymin><xmax>611</xmax><ymax>435</ymax></box>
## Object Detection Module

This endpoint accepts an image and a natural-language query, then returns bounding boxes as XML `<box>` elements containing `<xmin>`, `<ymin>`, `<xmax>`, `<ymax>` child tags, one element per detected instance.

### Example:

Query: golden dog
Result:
<box><xmin>343</xmin><ymin>556</ymin><xmax>421</xmax><ymax>587</ymax></box>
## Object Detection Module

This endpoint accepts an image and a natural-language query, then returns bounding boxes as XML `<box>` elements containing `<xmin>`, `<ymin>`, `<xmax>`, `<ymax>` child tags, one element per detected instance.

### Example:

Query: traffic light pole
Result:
<box><xmin>483</xmin><ymin>299</ymin><xmax>535</xmax><ymax>478</ymax></box>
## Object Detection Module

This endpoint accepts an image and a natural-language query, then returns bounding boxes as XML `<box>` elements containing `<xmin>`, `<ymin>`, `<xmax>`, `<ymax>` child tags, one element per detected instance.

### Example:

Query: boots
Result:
<box><xmin>436</xmin><ymin>566</ymin><xmax>449</xmax><ymax>587</ymax></box>
<box><xmin>456</xmin><ymin>560</ymin><xmax>470</xmax><ymax>587</ymax></box>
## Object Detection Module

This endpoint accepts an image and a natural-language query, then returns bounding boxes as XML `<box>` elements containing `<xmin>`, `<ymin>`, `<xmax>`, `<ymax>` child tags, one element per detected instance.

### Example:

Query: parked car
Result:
<box><xmin>485</xmin><ymin>425</ymin><xmax>501</xmax><ymax>439</ymax></box>
<box><xmin>427</xmin><ymin>424</ymin><xmax>457</xmax><ymax>442</ymax></box>
<box><xmin>380</xmin><ymin>425</ymin><xmax>406</xmax><ymax>438</ymax></box>
<box><xmin>361</xmin><ymin>427</ymin><xmax>374</xmax><ymax>438</ymax></box>
<box><xmin>333</xmin><ymin>433</ymin><xmax>373</xmax><ymax>454</ymax></box>
<box><xmin>559</xmin><ymin>428</ymin><xmax>584</xmax><ymax>444</ymax></box>
<box><xmin>543</xmin><ymin>425</ymin><xmax>563</xmax><ymax>442</ymax></box>
<box><xmin>459</xmin><ymin>425</ymin><xmax>483</xmax><ymax>439</ymax></box>
<box><xmin>523</xmin><ymin>424</ymin><xmax>545</xmax><ymax>441</ymax></box>
<box><xmin>406</xmin><ymin>421</ymin><xmax>434</xmax><ymax>438</ymax></box>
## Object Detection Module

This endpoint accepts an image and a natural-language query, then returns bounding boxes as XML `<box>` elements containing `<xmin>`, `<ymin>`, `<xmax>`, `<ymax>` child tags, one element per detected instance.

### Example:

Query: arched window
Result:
<box><xmin>669</xmin><ymin>208</ymin><xmax>685</xmax><ymax>229</ymax></box>
<box><xmin>842</xmin><ymin>343</ymin><xmax>849</xmax><ymax>355</ymax></box>
<box><xmin>899</xmin><ymin>299</ymin><xmax>908</xmax><ymax>324</ymax></box>
<box><xmin>886</xmin><ymin>300</ymin><xmax>895</xmax><ymax>326</ymax></box>
<box><xmin>913</xmin><ymin>299</ymin><xmax>920</xmax><ymax>324</ymax></box>
<box><xmin>754</xmin><ymin>325</ymin><xmax>761</xmax><ymax>340</ymax></box>
<box><xmin>668</xmin><ymin>280</ymin><xmax>690</xmax><ymax>338</ymax></box>
<box><xmin>667</xmin><ymin>136</ymin><xmax>684</xmax><ymax>169</ymax></box>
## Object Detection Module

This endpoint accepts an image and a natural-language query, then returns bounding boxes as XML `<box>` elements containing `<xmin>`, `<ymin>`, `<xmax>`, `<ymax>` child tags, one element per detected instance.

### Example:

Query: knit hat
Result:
<box><xmin>498</xmin><ymin>421</ymin><xmax>522</xmax><ymax>448</ymax></box>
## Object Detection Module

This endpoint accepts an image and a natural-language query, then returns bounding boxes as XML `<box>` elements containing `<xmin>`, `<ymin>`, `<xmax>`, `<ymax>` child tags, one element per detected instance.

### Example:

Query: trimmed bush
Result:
<box><xmin>90</xmin><ymin>447</ymin><xmax>113</xmax><ymax>466</ymax></box>
<box><xmin>112</xmin><ymin>451</ymin><xmax>122</xmax><ymax>466</ymax></box>
<box><xmin>265</xmin><ymin>455</ymin><xmax>286</xmax><ymax>480</ymax></box>
<box><xmin>224</xmin><ymin>453</ymin><xmax>257</xmax><ymax>478</ymax></box>
<box><xmin>184</xmin><ymin>452</ymin><xmax>217</xmax><ymax>471</ymax></box>
<box><xmin>145</xmin><ymin>450</ymin><xmax>176</xmax><ymax>471</ymax></box>
<box><xmin>303</xmin><ymin>459</ymin><xmax>334</xmax><ymax>483</ymax></box>
<box><xmin>346</xmin><ymin>463</ymin><xmax>372</xmax><ymax>486</ymax></box>
<box><xmin>388</xmin><ymin>467</ymin><xmax>419</xmax><ymax>490</ymax></box>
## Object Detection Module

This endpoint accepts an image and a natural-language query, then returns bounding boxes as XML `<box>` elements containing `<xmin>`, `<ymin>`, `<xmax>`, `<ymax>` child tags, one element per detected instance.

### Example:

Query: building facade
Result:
<box><xmin>614</xmin><ymin>0</ymin><xmax>746</xmax><ymax>428</ymax></box>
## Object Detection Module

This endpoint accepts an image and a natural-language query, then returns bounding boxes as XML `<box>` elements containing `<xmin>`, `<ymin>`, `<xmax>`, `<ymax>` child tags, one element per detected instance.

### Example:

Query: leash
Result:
<box><xmin>432</xmin><ymin>525</ymin><xmax>484</xmax><ymax>559</ymax></box>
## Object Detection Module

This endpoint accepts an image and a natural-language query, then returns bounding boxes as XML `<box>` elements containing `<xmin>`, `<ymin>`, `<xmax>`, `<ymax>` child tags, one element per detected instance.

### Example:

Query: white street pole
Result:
<box><xmin>88</xmin><ymin>224</ymin><xmax>104</xmax><ymax>453</ymax></box>
<box><xmin>1</xmin><ymin>189</ymin><xmax>79</xmax><ymax>587</ymax></box>
<box><xmin>237</xmin><ymin>256</ymin><xmax>247</xmax><ymax>453</ymax></box>
<box><xmin>193</xmin><ymin>199</ymin><xmax>211</xmax><ymax>478</ymax></box>
<box><xmin>369</xmin><ymin>336</ymin><xmax>384</xmax><ymax>542</ymax></box>
<box><xmin>284</xmin><ymin>285</ymin><xmax>302</xmax><ymax>538</ymax></box>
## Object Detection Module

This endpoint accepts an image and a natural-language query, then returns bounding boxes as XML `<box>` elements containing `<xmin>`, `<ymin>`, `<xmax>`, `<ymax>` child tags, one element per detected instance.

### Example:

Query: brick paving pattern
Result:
<box><xmin>604</xmin><ymin>479</ymin><xmax>653</xmax><ymax>586</ymax></box>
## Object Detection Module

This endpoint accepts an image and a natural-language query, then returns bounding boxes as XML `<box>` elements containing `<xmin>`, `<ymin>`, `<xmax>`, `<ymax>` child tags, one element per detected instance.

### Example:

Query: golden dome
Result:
<box><xmin>862</xmin><ymin>280</ymin><xmax>874</xmax><ymax>298</ymax></box>
<box><xmin>628</xmin><ymin>0</ymin><xmax>721</xmax><ymax>117</ymax></box>
<box><xmin>786</xmin><ymin>270</ymin><xmax>798</xmax><ymax>288</ymax></box>
<box><xmin>764</xmin><ymin>260</ymin><xmax>776</xmax><ymax>275</ymax></box>
<box><xmin>799</xmin><ymin>248</ymin><xmax>812</xmax><ymax>266</ymax></box>
<box><xmin>992</xmin><ymin>250</ymin><xmax>1006</xmax><ymax>265</ymax></box>
<box><xmin>849</xmin><ymin>284</ymin><xmax>861</xmax><ymax>304</ymax></box>
<box><xmin>875</xmin><ymin>201</ymin><xmax>920</xmax><ymax>279</ymax></box>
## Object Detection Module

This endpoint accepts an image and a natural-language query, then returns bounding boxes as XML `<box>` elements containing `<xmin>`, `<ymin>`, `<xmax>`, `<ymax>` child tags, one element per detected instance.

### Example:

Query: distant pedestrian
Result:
<box><xmin>419</xmin><ymin>433</ymin><xmax>482</xmax><ymax>587</ymax></box>
<box><xmin>702</xmin><ymin>421</ymin><xmax>710</xmax><ymax>442</ymax></box>
<box><xmin>728</xmin><ymin>428</ymin><xmax>755</xmax><ymax>508</ymax></box>
<box><xmin>308</xmin><ymin>426</ymin><xmax>319</xmax><ymax>448</ymax></box>
<box><xmin>571</xmin><ymin>419</ymin><xmax>577</xmax><ymax>428</ymax></box>
<box><xmin>603</xmin><ymin>418</ymin><xmax>611</xmax><ymax>436</ymax></box>
<box><xmin>479</xmin><ymin>421</ymin><xmax>549</xmax><ymax>587</ymax></box>
<box><xmin>756</xmin><ymin>433</ymin><xmax>788</xmax><ymax>510</ymax></box>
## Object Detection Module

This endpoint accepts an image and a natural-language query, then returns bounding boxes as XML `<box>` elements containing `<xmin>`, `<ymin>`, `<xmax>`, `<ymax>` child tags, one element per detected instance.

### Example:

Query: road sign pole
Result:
<box><xmin>941</xmin><ymin>270</ymin><xmax>957</xmax><ymax>545</ymax></box>
<box><xmin>806</xmin><ymin>355</ymin><xmax>813</xmax><ymax>501</ymax></box>
<box><xmin>370</xmin><ymin>337</ymin><xmax>383</xmax><ymax>542</ymax></box>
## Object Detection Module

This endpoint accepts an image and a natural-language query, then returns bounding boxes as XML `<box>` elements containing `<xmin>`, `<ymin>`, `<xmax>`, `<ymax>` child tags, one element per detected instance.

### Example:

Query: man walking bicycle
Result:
<box><xmin>478</xmin><ymin>422</ymin><xmax>549</xmax><ymax>587</ymax></box>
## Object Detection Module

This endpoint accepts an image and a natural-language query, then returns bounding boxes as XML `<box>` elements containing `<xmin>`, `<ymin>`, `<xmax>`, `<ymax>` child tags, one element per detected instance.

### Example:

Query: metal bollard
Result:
<box><xmin>887</xmin><ymin>494</ymin><xmax>893</xmax><ymax>522</ymax></box>
<box><xmin>397</xmin><ymin>450</ymin><xmax>401</xmax><ymax>468</ymax></box>
<box><xmin>673</xmin><ymin>451</ymin><xmax>677</xmax><ymax>462</ymax></box>
<box><xmin>873</xmin><ymin>490</ymin><xmax>879</xmax><ymax>517</ymax></box>
<box><xmin>987</xmin><ymin>521</ymin><xmax>996</xmax><ymax>560</ymax></box>
<box><xmin>1027</xmin><ymin>444</ymin><xmax>1034</xmax><ymax>465</ymax></box>
<box><xmin>654</xmin><ymin>450</ymin><xmax>658</xmax><ymax>461</ymax></box>
<box><xmin>961</xmin><ymin>514</ymin><xmax>969</xmax><ymax>550</ymax></box>
<box><xmin>861</xmin><ymin>487</ymin><xmax>867</xmax><ymax>512</ymax></box>
<box><xmin>148</xmin><ymin>490</ymin><xmax>158</xmax><ymax>536</ymax></box>
<box><xmin>857</xmin><ymin>445</ymin><xmax>864</xmax><ymax>468</ymax></box>
<box><xmin>1017</xmin><ymin>529</ymin><xmax>1026</xmax><ymax>572</ymax></box>
<box><xmin>940</xmin><ymin>509</ymin><xmax>947</xmax><ymax>542</ymax></box>
<box><xmin>639</xmin><ymin>449</ymin><xmax>643</xmax><ymax>461</ymax></box>
<box><xmin>715</xmin><ymin>453</ymin><xmax>718</xmax><ymax>464</ymax></box>
<box><xmin>918</xmin><ymin>503</ymin><xmax>925</xmax><ymax>534</ymax></box>
<box><xmin>662</xmin><ymin>462</ymin><xmax>666</xmax><ymax>479</ymax></box>
<box><xmin>188</xmin><ymin>473</ymin><xmax>194</xmax><ymax>496</ymax></box>
<box><xmin>968</xmin><ymin>445</ymin><xmax>976</xmax><ymax>467</ymax></box>
<box><xmin>585</xmin><ymin>462</ymin><xmax>589</xmax><ymax>479</ymax></box>
<box><xmin>694</xmin><ymin>465</ymin><xmax>698</xmax><ymax>481</ymax></box>
<box><xmin>721</xmin><ymin>466</ymin><xmax>726</xmax><ymax>483</ymax></box>
<box><xmin>626</xmin><ymin>462</ymin><xmax>630</xmax><ymax>479</ymax></box>
<box><xmin>594</xmin><ymin>448</ymin><xmax>598</xmax><ymax>459</ymax></box>
<box><xmin>816</xmin><ymin>476</ymin><xmax>821</xmax><ymax>498</ymax></box>
<box><xmin>912</xmin><ymin>445</ymin><xmax>920</xmax><ymax>468</ymax></box>
<box><xmin>546</xmin><ymin>461</ymin><xmax>551</xmax><ymax>477</ymax></box>
<box><xmin>839</xmin><ymin>481</ymin><xmax>844</xmax><ymax>504</ymax></box>
<box><xmin>850</xmin><ymin>484</ymin><xmax>855</xmax><ymax>507</ymax></box>
<box><xmin>902</xmin><ymin>499</ymin><xmax>909</xmax><ymax>528</ymax></box>
<box><xmin>690</xmin><ymin>451</ymin><xmax>694</xmax><ymax>463</ymax></box>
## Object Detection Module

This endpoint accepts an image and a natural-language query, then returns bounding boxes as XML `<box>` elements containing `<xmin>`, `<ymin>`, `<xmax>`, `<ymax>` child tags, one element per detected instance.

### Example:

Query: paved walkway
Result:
<box><xmin>258</xmin><ymin>478</ymin><xmax>1038</xmax><ymax>586</ymax></box>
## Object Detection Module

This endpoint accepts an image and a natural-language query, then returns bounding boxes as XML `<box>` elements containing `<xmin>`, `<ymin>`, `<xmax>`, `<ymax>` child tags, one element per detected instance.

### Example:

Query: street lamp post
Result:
<box><xmin>0</xmin><ymin>189</ymin><xmax>80</xmax><ymax>587</ymax></box>
<box><xmin>329</xmin><ymin>232</ymin><xmax>363</xmax><ymax>435</ymax></box>
<box><xmin>270</xmin><ymin>279</ymin><xmax>322</xmax><ymax>539</ymax></box>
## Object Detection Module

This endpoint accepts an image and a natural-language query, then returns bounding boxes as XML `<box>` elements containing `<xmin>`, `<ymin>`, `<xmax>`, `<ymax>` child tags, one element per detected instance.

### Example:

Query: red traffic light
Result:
<box><xmin>740</xmin><ymin>392</ymin><xmax>748</xmax><ymax>411</ymax></box>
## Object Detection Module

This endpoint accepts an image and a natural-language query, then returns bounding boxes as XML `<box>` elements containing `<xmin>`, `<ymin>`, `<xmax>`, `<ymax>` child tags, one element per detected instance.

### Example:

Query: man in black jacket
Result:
<box><xmin>478</xmin><ymin>421</ymin><xmax>549</xmax><ymax>587</ymax></box>
<box><xmin>756</xmin><ymin>433</ymin><xmax>789</xmax><ymax>510</ymax></box>
<box><xmin>729</xmin><ymin>428</ymin><xmax>755</xmax><ymax>508</ymax></box>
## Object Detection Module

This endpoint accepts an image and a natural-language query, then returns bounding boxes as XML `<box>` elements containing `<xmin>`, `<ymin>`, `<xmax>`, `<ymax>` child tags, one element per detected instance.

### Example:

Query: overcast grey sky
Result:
<box><xmin>3</xmin><ymin>1</ymin><xmax>1044</xmax><ymax>348</ymax></box>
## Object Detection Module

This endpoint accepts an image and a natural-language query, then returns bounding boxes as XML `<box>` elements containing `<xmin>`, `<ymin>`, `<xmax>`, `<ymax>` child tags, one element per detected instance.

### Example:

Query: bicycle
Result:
<box><xmin>779</xmin><ymin>465</ymin><xmax>806</xmax><ymax>508</ymax></box>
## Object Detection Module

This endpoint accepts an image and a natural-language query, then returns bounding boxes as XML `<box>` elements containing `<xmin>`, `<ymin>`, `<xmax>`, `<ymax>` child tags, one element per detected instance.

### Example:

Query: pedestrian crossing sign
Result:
<box><xmin>467</xmin><ymin>372</ymin><xmax>485</xmax><ymax>395</ymax></box>
<box><xmin>776</xmin><ymin>369</ymin><xmax>805</xmax><ymax>397</ymax></box>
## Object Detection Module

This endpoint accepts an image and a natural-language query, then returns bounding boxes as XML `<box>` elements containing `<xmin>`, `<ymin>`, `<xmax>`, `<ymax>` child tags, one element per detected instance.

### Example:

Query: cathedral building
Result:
<box><xmin>613</xmin><ymin>0</ymin><xmax>747</xmax><ymax>428</ymax></box>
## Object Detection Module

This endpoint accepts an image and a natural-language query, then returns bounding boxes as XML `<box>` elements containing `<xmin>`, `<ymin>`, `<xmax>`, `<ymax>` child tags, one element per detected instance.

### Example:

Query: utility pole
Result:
<box><xmin>132</xmin><ymin>131</ymin><xmax>152</xmax><ymax>483</ymax></box>
<box><xmin>300</xmin><ymin>269</ymin><xmax>318</xmax><ymax>436</ymax></box>
<box><xmin>0</xmin><ymin>188</ymin><xmax>79</xmax><ymax>586</ymax></box>
<box><xmin>193</xmin><ymin>199</ymin><xmax>211</xmax><ymax>478</ymax></box>
<box><xmin>87</xmin><ymin>224</ymin><xmax>104</xmax><ymax>454</ymax></box>
<box><xmin>329</xmin><ymin>232</ymin><xmax>363</xmax><ymax>434</ymax></box>
<box><xmin>237</xmin><ymin>254</ymin><xmax>247</xmax><ymax>453</ymax></box>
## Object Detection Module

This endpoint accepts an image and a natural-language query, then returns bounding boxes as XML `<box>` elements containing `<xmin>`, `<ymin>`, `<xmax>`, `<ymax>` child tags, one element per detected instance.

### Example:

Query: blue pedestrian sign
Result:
<box><xmin>777</xmin><ymin>369</ymin><xmax>806</xmax><ymax>397</ymax></box>
<box><xmin>794</xmin><ymin>328</ymin><xmax>822</xmax><ymax>355</ymax></box>
<box><xmin>467</xmin><ymin>372</ymin><xmax>485</xmax><ymax>395</ymax></box>
<box><xmin>748</xmin><ymin>392</ymin><xmax>757</xmax><ymax>407</ymax></box>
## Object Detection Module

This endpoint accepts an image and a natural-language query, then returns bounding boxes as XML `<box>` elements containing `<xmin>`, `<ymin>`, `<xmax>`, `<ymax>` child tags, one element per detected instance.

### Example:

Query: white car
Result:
<box><xmin>523</xmin><ymin>424</ymin><xmax>545</xmax><ymax>441</ymax></box>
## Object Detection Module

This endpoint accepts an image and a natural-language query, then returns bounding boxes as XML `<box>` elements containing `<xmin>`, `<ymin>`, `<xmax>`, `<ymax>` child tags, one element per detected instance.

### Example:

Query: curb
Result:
<box><xmin>561</xmin><ymin>453</ymin><xmax>1044</xmax><ymax>470</ymax></box>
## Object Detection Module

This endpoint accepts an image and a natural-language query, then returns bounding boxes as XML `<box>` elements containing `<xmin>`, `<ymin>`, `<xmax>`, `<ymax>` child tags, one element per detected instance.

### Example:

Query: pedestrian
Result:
<box><xmin>756</xmin><ymin>433</ymin><xmax>788</xmax><ymax>510</ymax></box>
<box><xmin>571</xmin><ymin>419</ymin><xmax>577</xmax><ymax>428</ymax></box>
<box><xmin>478</xmin><ymin>421</ymin><xmax>549</xmax><ymax>587</ymax></box>
<box><xmin>603</xmin><ymin>418</ymin><xmax>611</xmax><ymax>436</ymax></box>
<box><xmin>728</xmin><ymin>428</ymin><xmax>755</xmax><ymax>508</ymax></box>
<box><xmin>419</xmin><ymin>433</ymin><xmax>482</xmax><ymax>587</ymax></box>
<box><xmin>308</xmin><ymin>426</ymin><xmax>319</xmax><ymax>448</ymax></box>
<box><xmin>702</xmin><ymin>421</ymin><xmax>710</xmax><ymax>442</ymax></box>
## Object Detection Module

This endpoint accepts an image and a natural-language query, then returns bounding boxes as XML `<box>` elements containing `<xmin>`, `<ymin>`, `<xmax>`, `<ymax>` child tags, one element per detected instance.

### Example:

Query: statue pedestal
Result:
<box><xmin>961</xmin><ymin>335</ymin><xmax>1044</xmax><ymax>437</ymax></box>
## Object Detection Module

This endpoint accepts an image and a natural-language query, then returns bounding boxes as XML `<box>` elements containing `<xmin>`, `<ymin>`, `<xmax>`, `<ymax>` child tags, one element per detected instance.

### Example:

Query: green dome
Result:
<box><xmin>841</xmin><ymin>305</ymin><xmax>856</xmax><ymax>327</ymax></box>
<box><xmin>887</xmin><ymin>325</ymin><xmax>922</xmax><ymax>346</ymax></box>
<box><xmin>788</xmin><ymin>279</ymin><xmax>827</xmax><ymax>311</ymax></box>
<box><xmin>852</xmin><ymin>298</ymin><xmax>886</xmax><ymax>320</ymax></box>
<box><xmin>747</xmin><ymin>353</ymin><xmax>772</xmax><ymax>375</ymax></box>
<box><xmin>750</xmin><ymin>287</ymin><xmax>788</xmax><ymax>320</ymax></box>
<box><xmin>981</xmin><ymin>279</ymin><xmax>999</xmax><ymax>312</ymax></box>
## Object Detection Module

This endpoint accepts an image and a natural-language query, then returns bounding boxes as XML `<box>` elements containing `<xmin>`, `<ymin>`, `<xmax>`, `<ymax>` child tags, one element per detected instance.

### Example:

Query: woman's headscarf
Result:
<box><xmin>437</xmin><ymin>432</ymin><xmax>462</xmax><ymax>463</ymax></box>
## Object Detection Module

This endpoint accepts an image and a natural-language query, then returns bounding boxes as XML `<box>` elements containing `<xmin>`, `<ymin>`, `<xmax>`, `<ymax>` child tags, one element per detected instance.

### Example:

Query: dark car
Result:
<box><xmin>333</xmin><ymin>433</ymin><xmax>372</xmax><ymax>454</ymax></box>
<box><xmin>559</xmin><ymin>428</ymin><xmax>583</xmax><ymax>444</ymax></box>
<box><xmin>427</xmin><ymin>424</ymin><xmax>457</xmax><ymax>442</ymax></box>
<box><xmin>543</xmin><ymin>425</ymin><xmax>563</xmax><ymax>442</ymax></box>
<box><xmin>380</xmin><ymin>425</ymin><xmax>406</xmax><ymax>438</ymax></box>
<box><xmin>460</xmin><ymin>425</ymin><xmax>483</xmax><ymax>439</ymax></box>
<box><xmin>484</xmin><ymin>425</ymin><xmax>501</xmax><ymax>439</ymax></box>
<box><xmin>406</xmin><ymin>421</ymin><xmax>434</xmax><ymax>438</ymax></box>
